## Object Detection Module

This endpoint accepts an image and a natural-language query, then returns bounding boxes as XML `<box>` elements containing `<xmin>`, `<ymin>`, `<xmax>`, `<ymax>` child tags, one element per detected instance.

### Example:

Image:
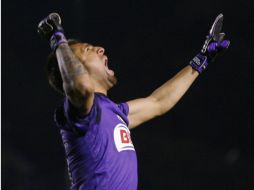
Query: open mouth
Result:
<box><xmin>104</xmin><ymin>57</ymin><xmax>114</xmax><ymax>76</ymax></box>
<box><xmin>105</xmin><ymin>58</ymin><xmax>108</xmax><ymax>67</ymax></box>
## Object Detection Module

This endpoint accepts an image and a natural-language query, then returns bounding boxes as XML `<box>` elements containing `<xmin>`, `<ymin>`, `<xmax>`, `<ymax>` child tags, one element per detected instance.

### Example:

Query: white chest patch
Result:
<box><xmin>113</xmin><ymin>123</ymin><xmax>135</xmax><ymax>152</ymax></box>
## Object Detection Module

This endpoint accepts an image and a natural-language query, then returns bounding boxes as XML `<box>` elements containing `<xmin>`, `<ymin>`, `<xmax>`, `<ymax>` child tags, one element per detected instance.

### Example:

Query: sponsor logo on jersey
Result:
<box><xmin>114</xmin><ymin>123</ymin><xmax>135</xmax><ymax>152</ymax></box>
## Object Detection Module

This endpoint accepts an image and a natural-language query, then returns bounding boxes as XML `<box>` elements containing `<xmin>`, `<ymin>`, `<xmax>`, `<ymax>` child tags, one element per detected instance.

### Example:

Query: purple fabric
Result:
<box><xmin>207</xmin><ymin>40</ymin><xmax>230</xmax><ymax>54</ymax></box>
<box><xmin>54</xmin><ymin>93</ymin><xmax>137</xmax><ymax>190</ymax></box>
<box><xmin>207</xmin><ymin>42</ymin><xmax>219</xmax><ymax>53</ymax></box>
<box><xmin>50</xmin><ymin>31</ymin><xmax>67</xmax><ymax>51</ymax></box>
<box><xmin>189</xmin><ymin>53</ymin><xmax>208</xmax><ymax>74</ymax></box>
<box><xmin>220</xmin><ymin>40</ymin><xmax>230</xmax><ymax>49</ymax></box>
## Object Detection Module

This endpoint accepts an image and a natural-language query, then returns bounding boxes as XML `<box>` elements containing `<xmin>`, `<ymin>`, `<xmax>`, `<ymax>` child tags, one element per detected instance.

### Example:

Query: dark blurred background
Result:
<box><xmin>2</xmin><ymin>0</ymin><xmax>254</xmax><ymax>189</ymax></box>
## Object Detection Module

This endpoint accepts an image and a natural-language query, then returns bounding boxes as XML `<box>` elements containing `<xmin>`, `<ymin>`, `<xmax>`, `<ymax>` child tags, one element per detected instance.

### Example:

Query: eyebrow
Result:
<box><xmin>84</xmin><ymin>43</ymin><xmax>93</xmax><ymax>48</ymax></box>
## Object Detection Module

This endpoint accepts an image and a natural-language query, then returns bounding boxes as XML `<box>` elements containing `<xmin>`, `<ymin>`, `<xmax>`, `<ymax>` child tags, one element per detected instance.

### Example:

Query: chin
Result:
<box><xmin>110</xmin><ymin>75</ymin><xmax>118</xmax><ymax>86</ymax></box>
<box><xmin>107</xmin><ymin>75</ymin><xmax>117</xmax><ymax>89</ymax></box>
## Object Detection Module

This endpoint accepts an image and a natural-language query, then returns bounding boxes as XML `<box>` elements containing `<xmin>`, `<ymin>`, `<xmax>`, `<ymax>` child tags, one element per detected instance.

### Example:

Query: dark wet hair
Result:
<box><xmin>46</xmin><ymin>39</ymin><xmax>81</xmax><ymax>95</ymax></box>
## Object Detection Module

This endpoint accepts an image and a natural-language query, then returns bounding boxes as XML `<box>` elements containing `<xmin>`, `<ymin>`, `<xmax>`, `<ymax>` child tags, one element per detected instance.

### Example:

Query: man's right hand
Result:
<box><xmin>37</xmin><ymin>13</ymin><xmax>67</xmax><ymax>51</ymax></box>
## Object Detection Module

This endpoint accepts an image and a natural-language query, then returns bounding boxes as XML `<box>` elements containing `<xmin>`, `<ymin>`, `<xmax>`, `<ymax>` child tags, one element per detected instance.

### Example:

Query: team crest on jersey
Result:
<box><xmin>114</xmin><ymin>123</ymin><xmax>135</xmax><ymax>152</ymax></box>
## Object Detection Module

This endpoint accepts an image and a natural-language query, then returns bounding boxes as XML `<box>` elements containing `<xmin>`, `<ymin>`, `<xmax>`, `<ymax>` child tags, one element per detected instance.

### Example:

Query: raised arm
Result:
<box><xmin>128</xmin><ymin>14</ymin><xmax>230</xmax><ymax>129</ymax></box>
<box><xmin>55</xmin><ymin>43</ymin><xmax>94</xmax><ymax>114</ymax></box>
<box><xmin>127</xmin><ymin>66</ymin><xmax>198</xmax><ymax>129</ymax></box>
<box><xmin>38</xmin><ymin>13</ymin><xmax>94</xmax><ymax>114</ymax></box>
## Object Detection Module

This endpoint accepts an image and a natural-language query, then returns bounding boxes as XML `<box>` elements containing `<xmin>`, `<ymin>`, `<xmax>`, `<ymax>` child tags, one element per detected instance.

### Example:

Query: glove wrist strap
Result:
<box><xmin>189</xmin><ymin>53</ymin><xmax>208</xmax><ymax>74</ymax></box>
<box><xmin>50</xmin><ymin>32</ymin><xmax>67</xmax><ymax>51</ymax></box>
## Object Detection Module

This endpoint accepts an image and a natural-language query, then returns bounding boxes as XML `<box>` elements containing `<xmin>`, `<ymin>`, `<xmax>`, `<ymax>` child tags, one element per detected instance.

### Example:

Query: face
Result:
<box><xmin>70</xmin><ymin>43</ymin><xmax>117</xmax><ymax>90</ymax></box>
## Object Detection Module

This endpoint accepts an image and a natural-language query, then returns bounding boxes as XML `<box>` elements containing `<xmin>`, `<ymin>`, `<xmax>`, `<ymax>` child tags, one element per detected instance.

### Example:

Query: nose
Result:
<box><xmin>96</xmin><ymin>47</ymin><xmax>105</xmax><ymax>55</ymax></box>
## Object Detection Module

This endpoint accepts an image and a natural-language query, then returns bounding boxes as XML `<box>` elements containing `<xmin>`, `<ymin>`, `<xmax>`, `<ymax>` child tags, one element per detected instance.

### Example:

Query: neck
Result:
<box><xmin>94</xmin><ymin>87</ymin><xmax>108</xmax><ymax>96</ymax></box>
<box><xmin>92</xmin><ymin>79</ymin><xmax>110</xmax><ymax>96</ymax></box>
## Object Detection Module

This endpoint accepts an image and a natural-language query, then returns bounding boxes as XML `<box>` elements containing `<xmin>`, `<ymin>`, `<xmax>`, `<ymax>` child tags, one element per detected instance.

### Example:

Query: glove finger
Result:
<box><xmin>37</xmin><ymin>20</ymin><xmax>53</xmax><ymax>40</ymax></box>
<box><xmin>210</xmin><ymin>14</ymin><xmax>223</xmax><ymax>41</ymax></box>
<box><xmin>48</xmin><ymin>13</ymin><xmax>62</xmax><ymax>25</ymax></box>
<box><xmin>207</xmin><ymin>40</ymin><xmax>230</xmax><ymax>54</ymax></box>
<box><xmin>207</xmin><ymin>42</ymin><xmax>218</xmax><ymax>54</ymax></box>
<box><xmin>37</xmin><ymin>19</ymin><xmax>54</xmax><ymax>37</ymax></box>
<box><xmin>219</xmin><ymin>40</ymin><xmax>230</xmax><ymax>49</ymax></box>
<box><xmin>218</xmin><ymin>33</ymin><xmax>225</xmax><ymax>42</ymax></box>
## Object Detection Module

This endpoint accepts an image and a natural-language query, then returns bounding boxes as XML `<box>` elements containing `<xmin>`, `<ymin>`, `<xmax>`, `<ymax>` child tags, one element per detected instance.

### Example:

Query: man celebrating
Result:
<box><xmin>38</xmin><ymin>13</ymin><xmax>229</xmax><ymax>190</ymax></box>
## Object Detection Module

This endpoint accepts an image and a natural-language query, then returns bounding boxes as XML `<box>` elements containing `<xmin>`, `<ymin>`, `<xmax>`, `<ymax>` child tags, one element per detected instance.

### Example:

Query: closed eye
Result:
<box><xmin>86</xmin><ymin>45</ymin><xmax>93</xmax><ymax>52</ymax></box>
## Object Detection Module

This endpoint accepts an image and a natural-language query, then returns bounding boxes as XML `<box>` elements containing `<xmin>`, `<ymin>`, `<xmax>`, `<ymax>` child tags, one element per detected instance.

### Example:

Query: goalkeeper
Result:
<box><xmin>38</xmin><ymin>13</ymin><xmax>230</xmax><ymax>190</ymax></box>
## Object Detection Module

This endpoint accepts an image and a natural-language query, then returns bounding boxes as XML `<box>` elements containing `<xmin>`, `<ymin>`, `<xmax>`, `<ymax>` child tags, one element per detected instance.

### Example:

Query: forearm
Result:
<box><xmin>55</xmin><ymin>43</ymin><xmax>93</xmax><ymax>95</ymax></box>
<box><xmin>127</xmin><ymin>14</ymin><xmax>230</xmax><ymax>128</ymax></box>
<box><xmin>56</xmin><ymin>43</ymin><xmax>86</xmax><ymax>83</ymax></box>
<box><xmin>37</xmin><ymin>13</ymin><xmax>95</xmax><ymax>110</ymax></box>
<box><xmin>150</xmin><ymin>65</ymin><xmax>199</xmax><ymax>115</ymax></box>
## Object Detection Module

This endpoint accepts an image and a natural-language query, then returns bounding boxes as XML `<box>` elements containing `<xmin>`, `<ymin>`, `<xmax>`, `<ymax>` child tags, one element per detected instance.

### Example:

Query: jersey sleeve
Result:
<box><xmin>54</xmin><ymin>96</ymin><xmax>100</xmax><ymax>134</ymax></box>
<box><xmin>117</xmin><ymin>102</ymin><xmax>129</xmax><ymax>117</ymax></box>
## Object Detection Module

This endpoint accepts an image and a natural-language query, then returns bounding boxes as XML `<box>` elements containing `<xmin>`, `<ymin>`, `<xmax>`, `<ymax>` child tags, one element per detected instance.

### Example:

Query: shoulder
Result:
<box><xmin>54</xmin><ymin>95</ymin><xmax>102</xmax><ymax>133</ymax></box>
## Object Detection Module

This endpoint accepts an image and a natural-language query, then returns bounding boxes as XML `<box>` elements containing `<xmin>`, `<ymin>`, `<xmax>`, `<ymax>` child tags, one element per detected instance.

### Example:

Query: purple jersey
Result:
<box><xmin>54</xmin><ymin>93</ymin><xmax>137</xmax><ymax>190</ymax></box>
